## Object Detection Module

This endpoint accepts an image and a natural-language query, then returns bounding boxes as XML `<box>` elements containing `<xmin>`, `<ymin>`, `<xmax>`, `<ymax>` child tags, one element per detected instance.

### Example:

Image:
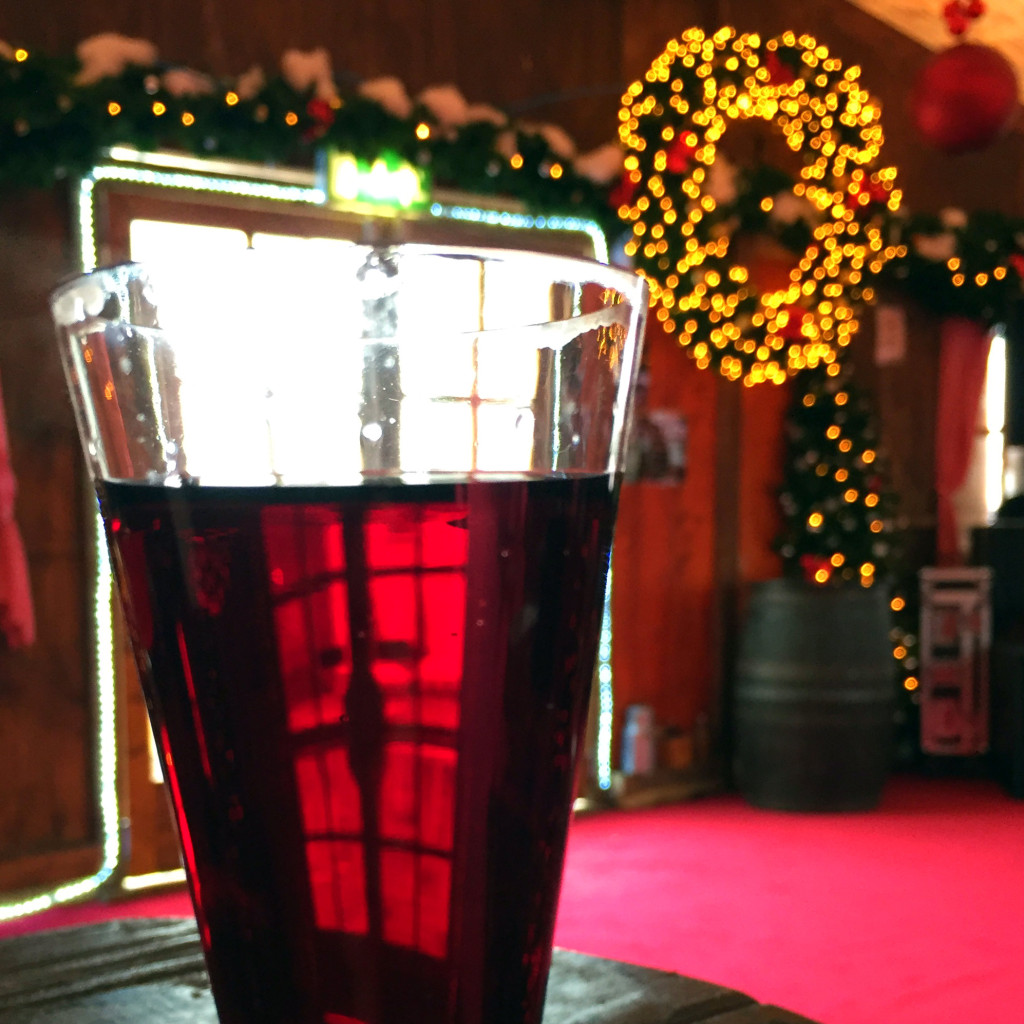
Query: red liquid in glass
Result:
<box><xmin>99</xmin><ymin>475</ymin><xmax>617</xmax><ymax>1024</ymax></box>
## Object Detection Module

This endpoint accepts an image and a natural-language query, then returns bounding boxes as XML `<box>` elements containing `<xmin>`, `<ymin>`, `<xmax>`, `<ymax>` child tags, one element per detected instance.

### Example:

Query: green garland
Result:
<box><xmin>3</xmin><ymin>38</ymin><xmax>1024</xmax><ymax>336</ymax></box>
<box><xmin>0</xmin><ymin>43</ymin><xmax>619</xmax><ymax>239</ymax></box>
<box><xmin>776</xmin><ymin>362</ymin><xmax>901</xmax><ymax>587</ymax></box>
<box><xmin>877</xmin><ymin>207</ymin><xmax>1024</xmax><ymax>326</ymax></box>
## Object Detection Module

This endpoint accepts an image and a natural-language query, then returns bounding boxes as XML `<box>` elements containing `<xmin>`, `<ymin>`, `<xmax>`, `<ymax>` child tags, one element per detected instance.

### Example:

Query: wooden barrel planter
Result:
<box><xmin>733</xmin><ymin>578</ymin><xmax>895</xmax><ymax>812</ymax></box>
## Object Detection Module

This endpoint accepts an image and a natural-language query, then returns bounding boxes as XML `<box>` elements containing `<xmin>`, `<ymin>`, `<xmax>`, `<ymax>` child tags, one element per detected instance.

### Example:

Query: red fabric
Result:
<box><xmin>0</xmin><ymin>368</ymin><xmax>34</xmax><ymax>648</ymax></box>
<box><xmin>934</xmin><ymin>317</ymin><xmax>991</xmax><ymax>565</ymax></box>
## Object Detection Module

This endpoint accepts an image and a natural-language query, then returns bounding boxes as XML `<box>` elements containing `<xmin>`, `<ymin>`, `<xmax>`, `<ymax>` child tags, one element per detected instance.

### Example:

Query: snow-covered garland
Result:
<box><xmin>876</xmin><ymin>205</ymin><xmax>1024</xmax><ymax>327</ymax></box>
<box><xmin>2</xmin><ymin>33</ymin><xmax>1023</xmax><ymax>334</ymax></box>
<box><xmin>0</xmin><ymin>34</ymin><xmax>624</xmax><ymax>237</ymax></box>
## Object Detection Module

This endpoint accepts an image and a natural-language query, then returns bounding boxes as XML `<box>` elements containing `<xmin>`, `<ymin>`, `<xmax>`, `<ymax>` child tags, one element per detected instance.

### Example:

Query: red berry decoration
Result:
<box><xmin>910</xmin><ymin>42</ymin><xmax>1018</xmax><ymax>154</ymax></box>
<box><xmin>799</xmin><ymin>553</ymin><xmax>833</xmax><ymax>584</ymax></box>
<box><xmin>942</xmin><ymin>1</ymin><xmax>969</xmax><ymax>36</ymax></box>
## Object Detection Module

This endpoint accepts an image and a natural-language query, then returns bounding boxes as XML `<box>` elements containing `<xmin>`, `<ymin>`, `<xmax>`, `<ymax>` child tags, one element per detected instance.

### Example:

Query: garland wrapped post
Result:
<box><xmin>775</xmin><ymin>364</ymin><xmax>901</xmax><ymax>586</ymax></box>
<box><xmin>776</xmin><ymin>364</ymin><xmax>920</xmax><ymax>758</ymax></box>
<box><xmin>617</xmin><ymin>27</ymin><xmax>902</xmax><ymax>386</ymax></box>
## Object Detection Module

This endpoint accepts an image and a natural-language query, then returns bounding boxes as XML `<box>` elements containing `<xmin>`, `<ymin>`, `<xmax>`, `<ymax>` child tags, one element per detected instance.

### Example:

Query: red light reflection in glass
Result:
<box><xmin>263</xmin><ymin>498</ymin><xmax>468</xmax><ymax>962</ymax></box>
<box><xmin>158</xmin><ymin>723</ymin><xmax>210</xmax><ymax>948</ymax></box>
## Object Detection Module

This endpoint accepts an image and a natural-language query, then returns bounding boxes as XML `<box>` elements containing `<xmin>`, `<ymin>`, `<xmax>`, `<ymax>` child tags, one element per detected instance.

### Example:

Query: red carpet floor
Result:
<box><xmin>556</xmin><ymin>775</ymin><xmax>1024</xmax><ymax>1024</ymax></box>
<box><xmin>2</xmin><ymin>775</ymin><xmax>1021</xmax><ymax>1024</ymax></box>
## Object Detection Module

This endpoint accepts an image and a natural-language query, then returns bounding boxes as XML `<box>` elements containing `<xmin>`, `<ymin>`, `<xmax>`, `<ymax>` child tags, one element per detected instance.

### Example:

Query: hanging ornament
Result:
<box><xmin>909</xmin><ymin>1</ymin><xmax>1018</xmax><ymax>154</ymax></box>
<box><xmin>764</xmin><ymin>51</ymin><xmax>796</xmax><ymax>87</ymax></box>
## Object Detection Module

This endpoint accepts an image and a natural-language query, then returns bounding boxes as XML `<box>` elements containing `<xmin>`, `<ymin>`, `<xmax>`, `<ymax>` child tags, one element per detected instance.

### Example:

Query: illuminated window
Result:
<box><xmin>984</xmin><ymin>331</ymin><xmax>1007</xmax><ymax>516</ymax></box>
<box><xmin>128</xmin><ymin>221</ymin><xmax>549</xmax><ymax>483</ymax></box>
<box><xmin>952</xmin><ymin>328</ymin><xmax>1007</xmax><ymax>551</ymax></box>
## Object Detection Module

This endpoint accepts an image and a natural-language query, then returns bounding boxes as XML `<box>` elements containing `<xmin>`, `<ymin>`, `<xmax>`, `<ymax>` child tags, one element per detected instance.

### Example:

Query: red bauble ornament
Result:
<box><xmin>799</xmin><ymin>553</ymin><xmax>832</xmax><ymax>584</ymax></box>
<box><xmin>609</xmin><ymin>171</ymin><xmax>638</xmax><ymax>209</ymax></box>
<box><xmin>779</xmin><ymin>304</ymin><xmax>808</xmax><ymax>341</ymax></box>
<box><xmin>665</xmin><ymin>135</ymin><xmax>697</xmax><ymax>174</ymax></box>
<box><xmin>303</xmin><ymin>98</ymin><xmax>336</xmax><ymax>141</ymax></box>
<box><xmin>765</xmin><ymin>51</ymin><xmax>796</xmax><ymax>86</ymax></box>
<box><xmin>910</xmin><ymin>42</ymin><xmax>1019</xmax><ymax>154</ymax></box>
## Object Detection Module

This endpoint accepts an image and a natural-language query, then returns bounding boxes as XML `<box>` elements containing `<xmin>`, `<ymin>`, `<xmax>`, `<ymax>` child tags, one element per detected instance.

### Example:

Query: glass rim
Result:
<box><xmin>50</xmin><ymin>244</ymin><xmax>649</xmax><ymax>325</ymax></box>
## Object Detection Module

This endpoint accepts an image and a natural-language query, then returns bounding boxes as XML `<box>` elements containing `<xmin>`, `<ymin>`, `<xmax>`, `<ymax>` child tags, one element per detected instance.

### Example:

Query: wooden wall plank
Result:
<box><xmin>612</xmin><ymin>323</ymin><xmax>718</xmax><ymax>755</ymax></box>
<box><xmin>0</xmin><ymin>188</ymin><xmax>94</xmax><ymax>885</ymax></box>
<box><xmin>0</xmin><ymin>844</ymin><xmax>101</xmax><ymax>895</ymax></box>
<box><xmin>1</xmin><ymin>0</ymin><xmax>626</xmax><ymax>151</ymax></box>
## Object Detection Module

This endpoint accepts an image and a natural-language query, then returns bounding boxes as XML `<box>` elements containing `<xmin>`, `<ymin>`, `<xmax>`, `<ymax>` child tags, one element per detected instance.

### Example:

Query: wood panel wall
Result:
<box><xmin>1</xmin><ymin>0</ymin><xmax>1022</xmax><ymax>892</ymax></box>
<box><xmin>0</xmin><ymin>0</ymin><xmax>627</xmax><ymax>154</ymax></box>
<box><xmin>0</xmin><ymin>189</ymin><xmax>94</xmax><ymax>892</ymax></box>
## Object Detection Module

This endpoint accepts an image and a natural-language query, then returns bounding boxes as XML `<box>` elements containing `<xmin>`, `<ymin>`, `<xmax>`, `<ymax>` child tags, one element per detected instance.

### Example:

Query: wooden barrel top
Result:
<box><xmin>0</xmin><ymin>916</ymin><xmax>820</xmax><ymax>1023</ymax></box>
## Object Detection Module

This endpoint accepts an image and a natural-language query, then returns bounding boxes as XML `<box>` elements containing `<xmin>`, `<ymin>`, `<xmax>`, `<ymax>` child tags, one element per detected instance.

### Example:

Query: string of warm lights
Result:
<box><xmin>595</xmin><ymin>569</ymin><xmax>615</xmax><ymax>793</ymax></box>
<box><xmin>888</xmin><ymin>587</ymin><xmax>922</xmax><ymax>765</ymax></box>
<box><xmin>7</xmin><ymin>37</ymin><xmax>1024</xmax><ymax>337</ymax></box>
<box><xmin>775</xmin><ymin>363</ymin><xmax>918</xmax><ymax>714</ymax></box>
<box><xmin>618</xmin><ymin>26</ymin><xmax>902</xmax><ymax>386</ymax></box>
<box><xmin>776</xmin><ymin>366</ymin><xmax>899</xmax><ymax>589</ymax></box>
<box><xmin>888</xmin><ymin>591</ymin><xmax>919</xmax><ymax>695</ymax></box>
<box><xmin>0</xmin><ymin>39</ymin><xmax>620</xmax><ymax>241</ymax></box>
<box><xmin>879</xmin><ymin>207</ymin><xmax>1024</xmax><ymax>326</ymax></box>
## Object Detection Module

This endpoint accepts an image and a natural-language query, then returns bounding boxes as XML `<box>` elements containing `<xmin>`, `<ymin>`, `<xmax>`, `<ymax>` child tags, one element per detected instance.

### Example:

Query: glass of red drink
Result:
<box><xmin>51</xmin><ymin>246</ymin><xmax>647</xmax><ymax>1024</ymax></box>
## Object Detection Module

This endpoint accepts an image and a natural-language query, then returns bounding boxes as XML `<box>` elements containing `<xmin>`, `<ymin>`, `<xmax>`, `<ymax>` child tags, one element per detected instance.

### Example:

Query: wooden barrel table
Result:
<box><xmin>0</xmin><ymin>916</ymin><xmax>821</xmax><ymax>1024</ymax></box>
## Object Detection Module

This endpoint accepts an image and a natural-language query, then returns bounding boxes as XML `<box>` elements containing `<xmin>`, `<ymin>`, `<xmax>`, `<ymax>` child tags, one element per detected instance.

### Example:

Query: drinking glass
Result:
<box><xmin>50</xmin><ymin>245</ymin><xmax>647</xmax><ymax>1024</ymax></box>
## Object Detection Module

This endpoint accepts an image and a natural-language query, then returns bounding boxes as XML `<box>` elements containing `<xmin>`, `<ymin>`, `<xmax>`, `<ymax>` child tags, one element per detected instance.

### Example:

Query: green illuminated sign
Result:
<box><xmin>320</xmin><ymin>148</ymin><xmax>430</xmax><ymax>210</ymax></box>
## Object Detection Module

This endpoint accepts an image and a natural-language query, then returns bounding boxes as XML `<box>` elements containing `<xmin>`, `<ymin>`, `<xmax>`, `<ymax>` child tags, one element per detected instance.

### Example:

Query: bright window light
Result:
<box><xmin>984</xmin><ymin>330</ymin><xmax>1007</xmax><ymax>517</ymax></box>
<box><xmin>127</xmin><ymin>222</ymin><xmax>551</xmax><ymax>481</ymax></box>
